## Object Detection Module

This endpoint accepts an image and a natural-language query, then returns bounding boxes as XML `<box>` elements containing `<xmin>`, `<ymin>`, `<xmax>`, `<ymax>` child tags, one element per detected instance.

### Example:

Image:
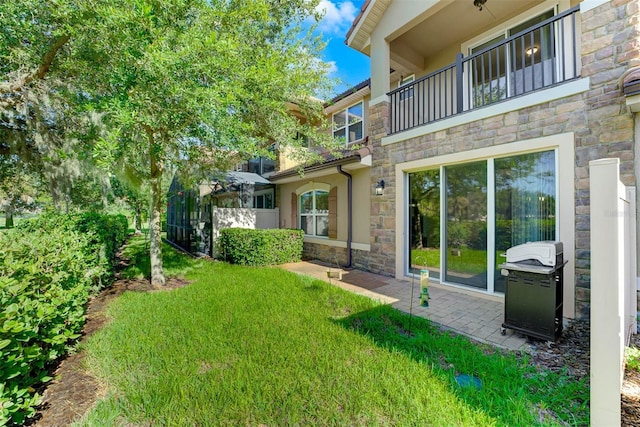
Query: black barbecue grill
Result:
<box><xmin>498</xmin><ymin>241</ymin><xmax>567</xmax><ymax>341</ymax></box>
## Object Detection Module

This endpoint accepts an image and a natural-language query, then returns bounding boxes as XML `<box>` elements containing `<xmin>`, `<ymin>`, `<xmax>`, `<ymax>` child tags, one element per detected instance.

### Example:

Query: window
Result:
<box><xmin>333</xmin><ymin>101</ymin><xmax>363</xmax><ymax>145</ymax></box>
<box><xmin>253</xmin><ymin>191</ymin><xmax>273</xmax><ymax>209</ymax></box>
<box><xmin>300</xmin><ymin>190</ymin><xmax>329</xmax><ymax>237</ymax></box>
<box><xmin>399</xmin><ymin>74</ymin><xmax>415</xmax><ymax>101</ymax></box>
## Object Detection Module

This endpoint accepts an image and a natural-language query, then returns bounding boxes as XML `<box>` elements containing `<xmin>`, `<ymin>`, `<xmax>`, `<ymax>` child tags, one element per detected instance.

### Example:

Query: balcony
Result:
<box><xmin>387</xmin><ymin>6</ymin><xmax>580</xmax><ymax>135</ymax></box>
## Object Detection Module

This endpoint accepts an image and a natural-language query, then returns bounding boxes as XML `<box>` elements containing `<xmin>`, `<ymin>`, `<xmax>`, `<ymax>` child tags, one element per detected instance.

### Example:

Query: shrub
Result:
<box><xmin>17</xmin><ymin>213</ymin><xmax>128</xmax><ymax>292</ymax></box>
<box><xmin>219</xmin><ymin>228</ymin><xmax>303</xmax><ymax>266</ymax></box>
<box><xmin>0</xmin><ymin>213</ymin><xmax>128</xmax><ymax>425</ymax></box>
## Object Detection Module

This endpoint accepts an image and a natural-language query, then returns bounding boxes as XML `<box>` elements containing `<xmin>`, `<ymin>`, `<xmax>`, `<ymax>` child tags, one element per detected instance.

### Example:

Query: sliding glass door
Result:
<box><xmin>408</xmin><ymin>150</ymin><xmax>556</xmax><ymax>294</ymax></box>
<box><xmin>445</xmin><ymin>162</ymin><xmax>487</xmax><ymax>290</ymax></box>
<box><xmin>408</xmin><ymin>170</ymin><xmax>440</xmax><ymax>279</ymax></box>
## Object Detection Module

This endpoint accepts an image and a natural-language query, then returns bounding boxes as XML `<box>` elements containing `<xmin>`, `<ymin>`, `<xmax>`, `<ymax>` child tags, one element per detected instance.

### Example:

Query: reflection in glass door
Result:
<box><xmin>494</xmin><ymin>151</ymin><xmax>556</xmax><ymax>292</ymax></box>
<box><xmin>408</xmin><ymin>170</ymin><xmax>440</xmax><ymax>279</ymax></box>
<box><xmin>444</xmin><ymin>162</ymin><xmax>488</xmax><ymax>290</ymax></box>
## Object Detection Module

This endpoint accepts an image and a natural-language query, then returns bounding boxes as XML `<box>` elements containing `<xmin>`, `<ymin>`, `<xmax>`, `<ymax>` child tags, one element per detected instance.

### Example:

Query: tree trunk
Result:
<box><xmin>5</xmin><ymin>204</ymin><xmax>14</xmax><ymax>228</ymax></box>
<box><xmin>149</xmin><ymin>137</ymin><xmax>166</xmax><ymax>287</ymax></box>
<box><xmin>134</xmin><ymin>207</ymin><xmax>142</xmax><ymax>234</ymax></box>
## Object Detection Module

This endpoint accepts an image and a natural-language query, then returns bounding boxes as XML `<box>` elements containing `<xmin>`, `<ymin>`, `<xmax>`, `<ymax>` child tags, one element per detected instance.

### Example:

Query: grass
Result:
<box><xmin>76</xmin><ymin>236</ymin><xmax>588</xmax><ymax>426</ymax></box>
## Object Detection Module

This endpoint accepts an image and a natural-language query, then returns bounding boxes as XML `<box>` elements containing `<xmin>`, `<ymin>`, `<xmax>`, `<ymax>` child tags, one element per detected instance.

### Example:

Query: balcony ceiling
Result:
<box><xmin>391</xmin><ymin>0</ymin><xmax>546</xmax><ymax>70</ymax></box>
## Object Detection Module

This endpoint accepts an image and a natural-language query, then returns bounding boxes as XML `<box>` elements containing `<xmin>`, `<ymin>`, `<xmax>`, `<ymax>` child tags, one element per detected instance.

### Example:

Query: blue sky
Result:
<box><xmin>312</xmin><ymin>0</ymin><xmax>370</xmax><ymax>96</ymax></box>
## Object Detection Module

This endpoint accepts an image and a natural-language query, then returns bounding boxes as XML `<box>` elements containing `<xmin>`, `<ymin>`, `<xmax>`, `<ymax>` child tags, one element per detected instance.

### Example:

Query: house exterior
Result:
<box><xmin>338</xmin><ymin>0</ymin><xmax>640</xmax><ymax>320</ymax></box>
<box><xmin>270</xmin><ymin>81</ymin><xmax>374</xmax><ymax>268</ymax></box>
<box><xmin>170</xmin><ymin>0</ymin><xmax>640</xmax><ymax>321</ymax></box>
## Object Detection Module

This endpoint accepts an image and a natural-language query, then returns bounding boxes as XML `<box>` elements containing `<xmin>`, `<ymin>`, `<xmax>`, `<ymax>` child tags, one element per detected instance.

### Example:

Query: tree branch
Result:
<box><xmin>0</xmin><ymin>34</ymin><xmax>71</xmax><ymax>96</ymax></box>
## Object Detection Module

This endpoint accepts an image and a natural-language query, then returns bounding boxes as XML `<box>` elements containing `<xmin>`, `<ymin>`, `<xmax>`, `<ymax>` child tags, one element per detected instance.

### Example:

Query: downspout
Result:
<box><xmin>337</xmin><ymin>165</ymin><xmax>353</xmax><ymax>268</ymax></box>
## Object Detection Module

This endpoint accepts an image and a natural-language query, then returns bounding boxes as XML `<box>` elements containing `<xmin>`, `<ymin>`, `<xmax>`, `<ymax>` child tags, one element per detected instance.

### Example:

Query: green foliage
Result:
<box><xmin>0</xmin><ymin>213</ymin><xmax>127</xmax><ymax>425</ymax></box>
<box><xmin>3</xmin><ymin>0</ymin><xmax>340</xmax><ymax>285</ymax></box>
<box><xmin>626</xmin><ymin>346</ymin><xmax>640</xmax><ymax>372</ymax></box>
<box><xmin>219</xmin><ymin>228</ymin><xmax>303</xmax><ymax>266</ymax></box>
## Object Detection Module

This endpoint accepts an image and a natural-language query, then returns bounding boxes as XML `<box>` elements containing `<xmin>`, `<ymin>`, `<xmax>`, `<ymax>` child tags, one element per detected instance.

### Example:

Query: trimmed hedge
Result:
<box><xmin>219</xmin><ymin>228</ymin><xmax>304</xmax><ymax>266</ymax></box>
<box><xmin>0</xmin><ymin>213</ymin><xmax>127</xmax><ymax>426</ymax></box>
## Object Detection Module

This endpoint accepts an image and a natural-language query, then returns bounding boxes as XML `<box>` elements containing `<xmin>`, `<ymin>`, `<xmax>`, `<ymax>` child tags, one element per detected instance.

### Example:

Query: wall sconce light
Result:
<box><xmin>375</xmin><ymin>180</ymin><xmax>385</xmax><ymax>196</ymax></box>
<box><xmin>525</xmin><ymin>45</ymin><xmax>539</xmax><ymax>56</ymax></box>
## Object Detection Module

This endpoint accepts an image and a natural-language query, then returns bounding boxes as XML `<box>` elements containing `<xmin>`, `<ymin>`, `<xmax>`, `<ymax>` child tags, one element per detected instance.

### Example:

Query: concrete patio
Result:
<box><xmin>279</xmin><ymin>260</ymin><xmax>532</xmax><ymax>352</ymax></box>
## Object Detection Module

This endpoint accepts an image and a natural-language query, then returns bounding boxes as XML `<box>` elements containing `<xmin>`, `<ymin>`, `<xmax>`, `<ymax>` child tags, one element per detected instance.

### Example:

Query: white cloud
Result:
<box><xmin>325</xmin><ymin>60</ymin><xmax>338</xmax><ymax>74</ymax></box>
<box><xmin>310</xmin><ymin>57</ymin><xmax>338</xmax><ymax>75</ymax></box>
<box><xmin>315</xmin><ymin>0</ymin><xmax>357</xmax><ymax>35</ymax></box>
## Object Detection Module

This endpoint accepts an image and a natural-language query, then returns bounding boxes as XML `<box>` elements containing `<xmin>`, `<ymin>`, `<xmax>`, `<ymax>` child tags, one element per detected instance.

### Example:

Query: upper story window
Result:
<box><xmin>247</xmin><ymin>157</ymin><xmax>275</xmax><ymax>175</ymax></box>
<box><xmin>244</xmin><ymin>144</ymin><xmax>276</xmax><ymax>176</ymax></box>
<box><xmin>300</xmin><ymin>190</ymin><xmax>329</xmax><ymax>237</ymax></box>
<box><xmin>399</xmin><ymin>75</ymin><xmax>415</xmax><ymax>101</ymax></box>
<box><xmin>333</xmin><ymin>101</ymin><xmax>363</xmax><ymax>145</ymax></box>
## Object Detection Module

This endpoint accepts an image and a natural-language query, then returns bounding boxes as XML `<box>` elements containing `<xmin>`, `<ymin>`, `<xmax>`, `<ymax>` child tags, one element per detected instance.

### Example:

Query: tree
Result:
<box><xmin>87</xmin><ymin>0</ymin><xmax>335</xmax><ymax>286</ymax></box>
<box><xmin>0</xmin><ymin>1</ymin><xmax>109</xmax><ymax>212</ymax></box>
<box><xmin>110</xmin><ymin>175</ymin><xmax>149</xmax><ymax>234</ymax></box>
<box><xmin>0</xmin><ymin>154</ymin><xmax>38</xmax><ymax>227</ymax></box>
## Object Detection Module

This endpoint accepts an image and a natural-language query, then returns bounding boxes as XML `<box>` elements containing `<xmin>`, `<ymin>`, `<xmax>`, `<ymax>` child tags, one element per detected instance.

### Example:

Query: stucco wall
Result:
<box><xmin>277</xmin><ymin>167</ymin><xmax>372</xmax><ymax>264</ymax></box>
<box><xmin>367</xmin><ymin>0</ymin><xmax>639</xmax><ymax>319</ymax></box>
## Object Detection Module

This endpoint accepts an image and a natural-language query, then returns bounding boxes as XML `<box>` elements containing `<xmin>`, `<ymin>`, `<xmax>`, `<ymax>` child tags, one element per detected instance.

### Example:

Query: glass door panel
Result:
<box><xmin>494</xmin><ymin>151</ymin><xmax>556</xmax><ymax>292</ymax></box>
<box><xmin>408</xmin><ymin>170</ymin><xmax>440</xmax><ymax>279</ymax></box>
<box><xmin>445</xmin><ymin>162</ymin><xmax>487</xmax><ymax>289</ymax></box>
<box><xmin>508</xmin><ymin>10</ymin><xmax>555</xmax><ymax>95</ymax></box>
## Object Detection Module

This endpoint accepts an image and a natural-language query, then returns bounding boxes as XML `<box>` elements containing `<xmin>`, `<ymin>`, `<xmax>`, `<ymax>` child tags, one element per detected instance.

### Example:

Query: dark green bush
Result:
<box><xmin>0</xmin><ymin>213</ymin><xmax>128</xmax><ymax>425</ymax></box>
<box><xmin>219</xmin><ymin>228</ymin><xmax>304</xmax><ymax>266</ymax></box>
<box><xmin>17</xmin><ymin>213</ymin><xmax>128</xmax><ymax>292</ymax></box>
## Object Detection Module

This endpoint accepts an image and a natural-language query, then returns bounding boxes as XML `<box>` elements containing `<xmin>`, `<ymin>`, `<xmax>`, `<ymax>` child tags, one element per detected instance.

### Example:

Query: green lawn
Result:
<box><xmin>76</xmin><ymin>237</ymin><xmax>588</xmax><ymax>426</ymax></box>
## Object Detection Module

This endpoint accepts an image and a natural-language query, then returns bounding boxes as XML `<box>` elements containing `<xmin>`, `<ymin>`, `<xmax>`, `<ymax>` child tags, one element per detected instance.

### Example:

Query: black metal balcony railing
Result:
<box><xmin>388</xmin><ymin>6</ymin><xmax>580</xmax><ymax>135</ymax></box>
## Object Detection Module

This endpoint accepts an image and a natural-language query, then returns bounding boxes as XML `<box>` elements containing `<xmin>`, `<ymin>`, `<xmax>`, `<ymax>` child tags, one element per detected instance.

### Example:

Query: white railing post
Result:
<box><xmin>589</xmin><ymin>158</ymin><xmax>626</xmax><ymax>426</ymax></box>
<box><xmin>626</xmin><ymin>187</ymin><xmax>637</xmax><ymax>342</ymax></box>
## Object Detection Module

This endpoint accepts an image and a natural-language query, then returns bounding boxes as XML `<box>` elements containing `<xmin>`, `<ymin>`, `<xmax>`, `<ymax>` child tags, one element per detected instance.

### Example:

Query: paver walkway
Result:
<box><xmin>279</xmin><ymin>260</ymin><xmax>531</xmax><ymax>352</ymax></box>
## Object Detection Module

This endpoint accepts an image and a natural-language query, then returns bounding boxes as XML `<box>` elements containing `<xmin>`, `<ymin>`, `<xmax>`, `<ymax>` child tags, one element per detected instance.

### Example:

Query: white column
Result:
<box><xmin>589</xmin><ymin>157</ymin><xmax>625</xmax><ymax>426</ymax></box>
<box><xmin>370</xmin><ymin>31</ymin><xmax>390</xmax><ymax>105</ymax></box>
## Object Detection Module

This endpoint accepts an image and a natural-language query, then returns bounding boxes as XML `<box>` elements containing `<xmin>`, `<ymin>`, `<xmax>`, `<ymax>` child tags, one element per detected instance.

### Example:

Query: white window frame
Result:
<box><xmin>252</xmin><ymin>189</ymin><xmax>274</xmax><ymax>209</ymax></box>
<box><xmin>399</xmin><ymin>74</ymin><xmax>415</xmax><ymax>101</ymax></box>
<box><xmin>299</xmin><ymin>189</ymin><xmax>329</xmax><ymax>237</ymax></box>
<box><xmin>332</xmin><ymin>101</ymin><xmax>364</xmax><ymax>145</ymax></box>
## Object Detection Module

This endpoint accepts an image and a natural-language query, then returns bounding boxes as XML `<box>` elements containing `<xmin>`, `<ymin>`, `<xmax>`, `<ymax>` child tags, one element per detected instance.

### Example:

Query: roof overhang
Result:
<box><xmin>269</xmin><ymin>146</ymin><xmax>372</xmax><ymax>184</ymax></box>
<box><xmin>224</xmin><ymin>171</ymin><xmax>271</xmax><ymax>185</ymax></box>
<box><xmin>345</xmin><ymin>0</ymin><xmax>391</xmax><ymax>54</ymax></box>
<box><xmin>324</xmin><ymin>80</ymin><xmax>371</xmax><ymax>115</ymax></box>
<box><xmin>199</xmin><ymin>172</ymin><xmax>272</xmax><ymax>197</ymax></box>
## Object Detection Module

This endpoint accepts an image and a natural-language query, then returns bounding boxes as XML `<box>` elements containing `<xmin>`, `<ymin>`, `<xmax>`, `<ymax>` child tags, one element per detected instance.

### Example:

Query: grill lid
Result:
<box><xmin>505</xmin><ymin>241</ymin><xmax>563</xmax><ymax>267</ymax></box>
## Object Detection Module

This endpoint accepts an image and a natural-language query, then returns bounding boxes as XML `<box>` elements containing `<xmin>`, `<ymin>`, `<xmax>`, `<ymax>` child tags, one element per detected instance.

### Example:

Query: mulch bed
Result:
<box><xmin>524</xmin><ymin>320</ymin><xmax>640</xmax><ymax>426</ymax></box>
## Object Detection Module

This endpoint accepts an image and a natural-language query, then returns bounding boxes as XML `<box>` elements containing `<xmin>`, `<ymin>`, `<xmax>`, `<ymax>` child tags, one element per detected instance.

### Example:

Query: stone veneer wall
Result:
<box><xmin>367</xmin><ymin>0</ymin><xmax>640</xmax><ymax>318</ymax></box>
<box><xmin>303</xmin><ymin>243</ymin><xmax>348</xmax><ymax>266</ymax></box>
<box><xmin>302</xmin><ymin>243</ymin><xmax>371</xmax><ymax>271</ymax></box>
